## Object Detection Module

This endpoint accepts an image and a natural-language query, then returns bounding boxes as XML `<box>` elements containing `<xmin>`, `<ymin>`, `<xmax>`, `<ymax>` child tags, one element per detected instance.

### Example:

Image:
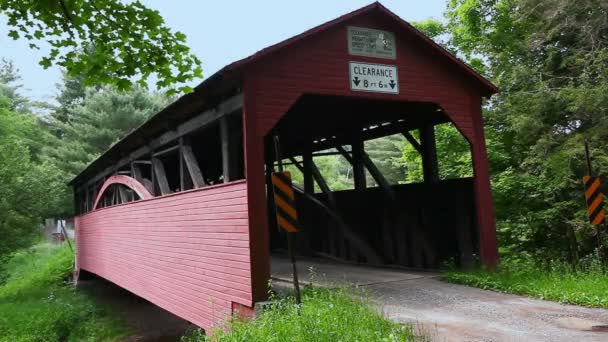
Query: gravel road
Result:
<box><xmin>272</xmin><ymin>257</ymin><xmax>608</xmax><ymax>341</ymax></box>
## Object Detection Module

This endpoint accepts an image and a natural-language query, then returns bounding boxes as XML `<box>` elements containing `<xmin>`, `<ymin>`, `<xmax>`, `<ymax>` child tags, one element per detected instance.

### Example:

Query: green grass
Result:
<box><xmin>443</xmin><ymin>256</ymin><xmax>608</xmax><ymax>308</ymax></box>
<box><xmin>0</xmin><ymin>243</ymin><xmax>128</xmax><ymax>342</ymax></box>
<box><xmin>185</xmin><ymin>286</ymin><xmax>421</xmax><ymax>342</ymax></box>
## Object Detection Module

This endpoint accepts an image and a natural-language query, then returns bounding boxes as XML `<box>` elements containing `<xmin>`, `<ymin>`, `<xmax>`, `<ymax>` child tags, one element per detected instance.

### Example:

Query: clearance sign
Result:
<box><xmin>349</xmin><ymin>62</ymin><xmax>399</xmax><ymax>94</ymax></box>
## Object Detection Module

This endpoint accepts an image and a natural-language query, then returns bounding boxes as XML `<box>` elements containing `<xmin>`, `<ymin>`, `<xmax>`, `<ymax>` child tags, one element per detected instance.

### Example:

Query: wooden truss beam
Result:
<box><xmin>402</xmin><ymin>131</ymin><xmax>422</xmax><ymax>154</ymax></box>
<box><xmin>304</xmin><ymin>120</ymin><xmax>412</xmax><ymax>155</ymax></box>
<box><xmin>310</xmin><ymin>161</ymin><xmax>336</xmax><ymax>206</ymax></box>
<box><xmin>181</xmin><ymin>142</ymin><xmax>206</xmax><ymax>188</ymax></box>
<box><xmin>334</xmin><ymin>145</ymin><xmax>353</xmax><ymax>164</ymax></box>
<box><xmin>80</xmin><ymin>93</ymin><xmax>243</xmax><ymax>189</ymax></box>
<box><xmin>152</xmin><ymin>157</ymin><xmax>171</xmax><ymax>195</ymax></box>
<box><xmin>362</xmin><ymin>153</ymin><xmax>394</xmax><ymax>199</ymax></box>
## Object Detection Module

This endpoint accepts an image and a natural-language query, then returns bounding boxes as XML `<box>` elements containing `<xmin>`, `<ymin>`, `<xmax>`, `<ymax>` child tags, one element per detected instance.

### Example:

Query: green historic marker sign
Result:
<box><xmin>347</xmin><ymin>26</ymin><xmax>396</xmax><ymax>59</ymax></box>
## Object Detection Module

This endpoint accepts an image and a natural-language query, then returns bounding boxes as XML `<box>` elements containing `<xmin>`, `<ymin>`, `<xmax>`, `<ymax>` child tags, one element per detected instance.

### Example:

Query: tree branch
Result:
<box><xmin>57</xmin><ymin>0</ymin><xmax>75</xmax><ymax>37</ymax></box>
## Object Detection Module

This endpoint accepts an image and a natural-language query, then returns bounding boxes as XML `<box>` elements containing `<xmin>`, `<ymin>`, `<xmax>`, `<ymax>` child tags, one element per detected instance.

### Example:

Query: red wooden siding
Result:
<box><xmin>75</xmin><ymin>180</ymin><xmax>251</xmax><ymax>331</ymax></box>
<box><xmin>242</xmin><ymin>9</ymin><xmax>499</xmax><ymax>298</ymax></box>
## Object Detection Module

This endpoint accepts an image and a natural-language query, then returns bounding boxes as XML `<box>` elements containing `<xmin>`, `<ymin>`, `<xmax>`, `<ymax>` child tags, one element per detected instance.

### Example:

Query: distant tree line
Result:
<box><xmin>0</xmin><ymin>59</ymin><xmax>172</xmax><ymax>281</ymax></box>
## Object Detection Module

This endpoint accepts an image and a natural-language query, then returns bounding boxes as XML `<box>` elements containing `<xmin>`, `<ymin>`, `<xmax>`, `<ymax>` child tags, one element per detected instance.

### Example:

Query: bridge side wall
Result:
<box><xmin>75</xmin><ymin>180</ymin><xmax>251</xmax><ymax>331</ymax></box>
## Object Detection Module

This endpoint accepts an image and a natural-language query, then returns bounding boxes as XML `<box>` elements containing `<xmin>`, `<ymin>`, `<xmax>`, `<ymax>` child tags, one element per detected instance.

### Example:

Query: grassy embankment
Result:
<box><xmin>0</xmin><ymin>243</ymin><xmax>128</xmax><ymax>341</ymax></box>
<box><xmin>444</xmin><ymin>257</ymin><xmax>608</xmax><ymax>308</ymax></box>
<box><xmin>184</xmin><ymin>286</ymin><xmax>422</xmax><ymax>342</ymax></box>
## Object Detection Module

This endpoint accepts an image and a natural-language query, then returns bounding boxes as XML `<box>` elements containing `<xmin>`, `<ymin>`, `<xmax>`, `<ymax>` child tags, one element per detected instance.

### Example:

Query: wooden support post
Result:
<box><xmin>182</xmin><ymin>143</ymin><xmax>206</xmax><ymax>188</ymax></box>
<box><xmin>91</xmin><ymin>184</ymin><xmax>98</xmax><ymax>210</ymax></box>
<box><xmin>420</xmin><ymin>125</ymin><xmax>439</xmax><ymax>184</ymax></box>
<box><xmin>85</xmin><ymin>187</ymin><xmax>89</xmax><ymax>212</ymax></box>
<box><xmin>179</xmin><ymin>138</ymin><xmax>185</xmax><ymax>191</ymax></box>
<box><xmin>456</xmin><ymin>203</ymin><xmax>474</xmax><ymax>269</ymax></box>
<box><xmin>302</xmin><ymin>151</ymin><xmax>314</xmax><ymax>195</ymax></box>
<box><xmin>221</xmin><ymin>117</ymin><xmax>231</xmax><ymax>183</ymax></box>
<box><xmin>150</xmin><ymin>153</ymin><xmax>156</xmax><ymax>196</ymax></box>
<box><xmin>112</xmin><ymin>185</ymin><xmax>117</xmax><ymax>205</ymax></box>
<box><xmin>220</xmin><ymin>116</ymin><xmax>240</xmax><ymax>183</ymax></box>
<box><xmin>351</xmin><ymin>138</ymin><xmax>366</xmax><ymax>192</ymax></box>
<box><xmin>152</xmin><ymin>157</ymin><xmax>170</xmax><ymax>195</ymax></box>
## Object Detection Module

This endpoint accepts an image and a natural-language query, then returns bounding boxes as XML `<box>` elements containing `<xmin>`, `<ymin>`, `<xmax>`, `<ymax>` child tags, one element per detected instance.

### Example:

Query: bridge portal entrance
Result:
<box><xmin>264</xmin><ymin>95</ymin><xmax>477</xmax><ymax>270</ymax></box>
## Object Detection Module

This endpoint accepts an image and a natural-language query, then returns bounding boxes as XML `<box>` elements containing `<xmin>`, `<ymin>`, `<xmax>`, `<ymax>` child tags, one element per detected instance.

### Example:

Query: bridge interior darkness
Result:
<box><xmin>75</xmin><ymin>102</ymin><xmax>246</xmax><ymax>213</ymax></box>
<box><xmin>265</xmin><ymin>94</ymin><xmax>478</xmax><ymax>269</ymax></box>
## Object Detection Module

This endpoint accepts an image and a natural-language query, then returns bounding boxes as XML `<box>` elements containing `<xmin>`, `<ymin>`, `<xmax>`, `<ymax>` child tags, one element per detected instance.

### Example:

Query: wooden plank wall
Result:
<box><xmin>75</xmin><ymin>180</ymin><xmax>251</xmax><ymax>331</ymax></box>
<box><xmin>274</xmin><ymin>178</ymin><xmax>477</xmax><ymax>269</ymax></box>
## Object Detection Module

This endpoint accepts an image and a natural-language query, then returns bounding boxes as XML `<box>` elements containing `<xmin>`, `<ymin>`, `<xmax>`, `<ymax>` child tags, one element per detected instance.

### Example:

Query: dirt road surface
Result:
<box><xmin>272</xmin><ymin>257</ymin><xmax>608</xmax><ymax>341</ymax></box>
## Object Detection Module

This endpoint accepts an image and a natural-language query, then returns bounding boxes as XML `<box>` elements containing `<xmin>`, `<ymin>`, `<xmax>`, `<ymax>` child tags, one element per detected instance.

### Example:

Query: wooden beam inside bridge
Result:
<box><xmin>77</xmin><ymin>93</ymin><xmax>243</xmax><ymax>194</ymax></box>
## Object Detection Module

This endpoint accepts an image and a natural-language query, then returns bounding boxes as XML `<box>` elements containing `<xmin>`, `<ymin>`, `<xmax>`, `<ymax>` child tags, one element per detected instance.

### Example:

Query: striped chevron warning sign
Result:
<box><xmin>584</xmin><ymin>176</ymin><xmax>606</xmax><ymax>225</ymax></box>
<box><xmin>271</xmin><ymin>171</ymin><xmax>299</xmax><ymax>233</ymax></box>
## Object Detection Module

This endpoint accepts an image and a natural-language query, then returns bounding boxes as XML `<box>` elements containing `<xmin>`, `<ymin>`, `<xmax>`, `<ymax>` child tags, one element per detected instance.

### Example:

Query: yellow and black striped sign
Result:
<box><xmin>584</xmin><ymin>176</ymin><xmax>606</xmax><ymax>225</ymax></box>
<box><xmin>271</xmin><ymin>171</ymin><xmax>299</xmax><ymax>233</ymax></box>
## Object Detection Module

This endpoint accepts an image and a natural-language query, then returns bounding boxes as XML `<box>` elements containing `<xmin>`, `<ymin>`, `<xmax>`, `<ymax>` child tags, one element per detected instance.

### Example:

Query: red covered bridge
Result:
<box><xmin>71</xmin><ymin>2</ymin><xmax>498</xmax><ymax>332</ymax></box>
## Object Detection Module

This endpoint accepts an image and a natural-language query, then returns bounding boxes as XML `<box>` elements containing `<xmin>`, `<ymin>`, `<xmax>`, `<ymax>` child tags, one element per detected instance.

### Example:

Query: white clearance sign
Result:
<box><xmin>349</xmin><ymin>62</ymin><xmax>399</xmax><ymax>94</ymax></box>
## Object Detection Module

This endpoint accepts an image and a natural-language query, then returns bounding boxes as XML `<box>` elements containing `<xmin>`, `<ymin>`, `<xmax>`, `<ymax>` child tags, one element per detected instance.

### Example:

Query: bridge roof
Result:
<box><xmin>70</xmin><ymin>2</ymin><xmax>497</xmax><ymax>186</ymax></box>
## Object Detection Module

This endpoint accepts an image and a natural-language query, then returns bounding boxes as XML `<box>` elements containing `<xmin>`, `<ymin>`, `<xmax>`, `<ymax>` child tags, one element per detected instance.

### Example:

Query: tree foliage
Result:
<box><xmin>46</xmin><ymin>84</ymin><xmax>171</xmax><ymax>178</ymax></box>
<box><xmin>0</xmin><ymin>95</ymin><xmax>65</xmax><ymax>279</ymax></box>
<box><xmin>0</xmin><ymin>58</ymin><xmax>172</xmax><ymax>276</ymax></box>
<box><xmin>0</xmin><ymin>0</ymin><xmax>202</xmax><ymax>94</ymax></box>
<box><xmin>447</xmin><ymin>0</ymin><xmax>608</xmax><ymax>261</ymax></box>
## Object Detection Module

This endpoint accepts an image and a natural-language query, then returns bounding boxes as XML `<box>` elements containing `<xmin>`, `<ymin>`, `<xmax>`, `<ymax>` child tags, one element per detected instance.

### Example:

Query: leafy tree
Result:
<box><xmin>0</xmin><ymin>95</ymin><xmax>66</xmax><ymax>281</ymax></box>
<box><xmin>446</xmin><ymin>0</ymin><xmax>608</xmax><ymax>262</ymax></box>
<box><xmin>366</xmin><ymin>135</ymin><xmax>407</xmax><ymax>185</ymax></box>
<box><xmin>0</xmin><ymin>0</ymin><xmax>202</xmax><ymax>94</ymax></box>
<box><xmin>400</xmin><ymin>124</ymin><xmax>474</xmax><ymax>183</ymax></box>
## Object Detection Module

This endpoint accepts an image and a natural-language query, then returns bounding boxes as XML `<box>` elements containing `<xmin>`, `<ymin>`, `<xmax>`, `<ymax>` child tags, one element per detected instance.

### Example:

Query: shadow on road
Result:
<box><xmin>77</xmin><ymin>273</ymin><xmax>196</xmax><ymax>342</ymax></box>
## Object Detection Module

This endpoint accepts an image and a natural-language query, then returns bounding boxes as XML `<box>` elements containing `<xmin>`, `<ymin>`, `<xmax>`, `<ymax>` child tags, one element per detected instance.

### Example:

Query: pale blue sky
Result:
<box><xmin>0</xmin><ymin>1</ymin><xmax>446</xmax><ymax>103</ymax></box>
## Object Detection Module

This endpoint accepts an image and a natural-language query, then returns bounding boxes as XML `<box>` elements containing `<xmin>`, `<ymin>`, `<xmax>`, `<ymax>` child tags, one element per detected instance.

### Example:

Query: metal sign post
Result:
<box><xmin>584</xmin><ymin>140</ymin><xmax>606</xmax><ymax>265</ymax></box>
<box><xmin>273</xmin><ymin>136</ymin><xmax>302</xmax><ymax>306</ymax></box>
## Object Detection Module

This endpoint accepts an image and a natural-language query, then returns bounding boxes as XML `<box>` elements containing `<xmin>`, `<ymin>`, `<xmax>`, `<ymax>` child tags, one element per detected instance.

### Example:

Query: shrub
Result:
<box><xmin>443</xmin><ymin>254</ymin><xmax>608</xmax><ymax>308</ymax></box>
<box><xmin>0</xmin><ymin>243</ymin><xmax>128</xmax><ymax>341</ymax></box>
